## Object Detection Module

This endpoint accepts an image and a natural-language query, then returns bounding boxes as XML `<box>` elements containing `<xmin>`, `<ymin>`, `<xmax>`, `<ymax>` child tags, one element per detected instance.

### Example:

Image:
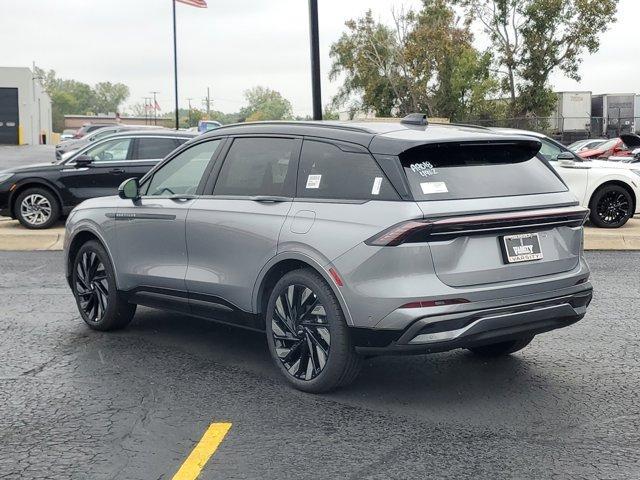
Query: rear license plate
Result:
<box><xmin>501</xmin><ymin>233</ymin><xmax>543</xmax><ymax>263</ymax></box>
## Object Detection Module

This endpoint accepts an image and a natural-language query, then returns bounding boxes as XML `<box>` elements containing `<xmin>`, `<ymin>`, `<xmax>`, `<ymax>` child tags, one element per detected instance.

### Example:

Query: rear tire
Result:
<box><xmin>15</xmin><ymin>187</ymin><xmax>60</xmax><ymax>229</ymax></box>
<box><xmin>589</xmin><ymin>184</ymin><xmax>633</xmax><ymax>228</ymax></box>
<box><xmin>467</xmin><ymin>336</ymin><xmax>534</xmax><ymax>358</ymax></box>
<box><xmin>72</xmin><ymin>240</ymin><xmax>136</xmax><ymax>331</ymax></box>
<box><xmin>265</xmin><ymin>269</ymin><xmax>361</xmax><ymax>393</ymax></box>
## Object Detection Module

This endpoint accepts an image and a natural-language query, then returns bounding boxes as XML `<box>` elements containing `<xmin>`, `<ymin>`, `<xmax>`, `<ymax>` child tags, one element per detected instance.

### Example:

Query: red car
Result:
<box><xmin>578</xmin><ymin>137</ymin><xmax>633</xmax><ymax>159</ymax></box>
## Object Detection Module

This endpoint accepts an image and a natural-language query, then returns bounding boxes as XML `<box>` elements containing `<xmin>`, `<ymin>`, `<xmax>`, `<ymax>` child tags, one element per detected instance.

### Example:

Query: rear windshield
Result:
<box><xmin>400</xmin><ymin>142</ymin><xmax>567</xmax><ymax>201</ymax></box>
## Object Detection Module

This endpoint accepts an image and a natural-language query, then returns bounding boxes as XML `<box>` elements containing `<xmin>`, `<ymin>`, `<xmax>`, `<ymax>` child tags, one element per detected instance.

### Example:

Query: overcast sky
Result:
<box><xmin>1</xmin><ymin>0</ymin><xmax>638</xmax><ymax>117</ymax></box>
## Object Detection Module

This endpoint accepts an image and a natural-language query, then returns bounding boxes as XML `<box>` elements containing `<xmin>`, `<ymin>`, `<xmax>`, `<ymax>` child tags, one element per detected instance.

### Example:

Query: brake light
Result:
<box><xmin>400</xmin><ymin>298</ymin><xmax>469</xmax><ymax>309</ymax></box>
<box><xmin>365</xmin><ymin>220</ymin><xmax>432</xmax><ymax>246</ymax></box>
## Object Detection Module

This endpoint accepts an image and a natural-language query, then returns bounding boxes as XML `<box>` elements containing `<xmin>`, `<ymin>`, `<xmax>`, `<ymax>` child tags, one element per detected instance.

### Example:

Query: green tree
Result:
<box><xmin>457</xmin><ymin>0</ymin><xmax>618</xmax><ymax>116</ymax></box>
<box><xmin>92</xmin><ymin>81</ymin><xmax>130</xmax><ymax>114</ymax></box>
<box><xmin>329</xmin><ymin>1</ymin><xmax>499</xmax><ymax>120</ymax></box>
<box><xmin>239</xmin><ymin>86</ymin><xmax>293</xmax><ymax>121</ymax></box>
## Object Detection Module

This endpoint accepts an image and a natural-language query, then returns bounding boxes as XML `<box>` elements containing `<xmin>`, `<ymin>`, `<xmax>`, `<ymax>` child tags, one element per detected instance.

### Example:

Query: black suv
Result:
<box><xmin>0</xmin><ymin>130</ymin><xmax>195</xmax><ymax>228</ymax></box>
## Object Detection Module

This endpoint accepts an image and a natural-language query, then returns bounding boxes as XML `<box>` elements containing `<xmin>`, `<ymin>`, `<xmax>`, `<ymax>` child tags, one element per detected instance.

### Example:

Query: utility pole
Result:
<box><xmin>205</xmin><ymin>87</ymin><xmax>211</xmax><ymax>118</ymax></box>
<box><xmin>308</xmin><ymin>0</ymin><xmax>322</xmax><ymax>120</ymax></box>
<box><xmin>186</xmin><ymin>97</ymin><xmax>194</xmax><ymax>127</ymax></box>
<box><xmin>150</xmin><ymin>91</ymin><xmax>160</xmax><ymax>126</ymax></box>
<box><xmin>143</xmin><ymin>97</ymin><xmax>152</xmax><ymax>125</ymax></box>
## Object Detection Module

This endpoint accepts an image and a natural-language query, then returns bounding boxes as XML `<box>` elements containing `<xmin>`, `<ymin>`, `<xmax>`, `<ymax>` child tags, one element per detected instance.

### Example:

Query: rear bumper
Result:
<box><xmin>351</xmin><ymin>284</ymin><xmax>592</xmax><ymax>355</ymax></box>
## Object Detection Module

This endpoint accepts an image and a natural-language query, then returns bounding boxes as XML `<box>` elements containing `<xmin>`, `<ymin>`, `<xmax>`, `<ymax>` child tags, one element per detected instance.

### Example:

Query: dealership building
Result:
<box><xmin>0</xmin><ymin>66</ymin><xmax>52</xmax><ymax>145</ymax></box>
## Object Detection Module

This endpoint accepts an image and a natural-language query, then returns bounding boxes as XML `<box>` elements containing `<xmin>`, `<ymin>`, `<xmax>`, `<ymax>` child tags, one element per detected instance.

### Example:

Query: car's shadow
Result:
<box><xmin>120</xmin><ymin>306</ymin><xmax>575</xmax><ymax>422</ymax></box>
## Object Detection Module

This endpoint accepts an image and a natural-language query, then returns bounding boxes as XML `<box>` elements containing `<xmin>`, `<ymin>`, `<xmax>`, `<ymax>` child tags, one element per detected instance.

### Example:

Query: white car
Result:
<box><xmin>492</xmin><ymin>129</ymin><xmax>640</xmax><ymax>228</ymax></box>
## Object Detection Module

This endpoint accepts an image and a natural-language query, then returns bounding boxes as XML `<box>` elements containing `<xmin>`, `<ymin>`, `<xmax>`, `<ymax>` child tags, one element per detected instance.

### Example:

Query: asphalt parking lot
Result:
<box><xmin>0</xmin><ymin>250</ymin><xmax>638</xmax><ymax>479</ymax></box>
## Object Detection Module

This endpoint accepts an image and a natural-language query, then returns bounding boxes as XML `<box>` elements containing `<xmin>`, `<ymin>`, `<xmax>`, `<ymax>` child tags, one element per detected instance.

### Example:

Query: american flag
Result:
<box><xmin>176</xmin><ymin>0</ymin><xmax>207</xmax><ymax>7</ymax></box>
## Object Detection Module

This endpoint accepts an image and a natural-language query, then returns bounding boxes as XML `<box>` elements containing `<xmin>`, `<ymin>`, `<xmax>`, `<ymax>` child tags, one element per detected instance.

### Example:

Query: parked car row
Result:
<box><xmin>1</xmin><ymin>120</ymin><xmax>639</xmax><ymax>232</ymax></box>
<box><xmin>567</xmin><ymin>133</ymin><xmax>640</xmax><ymax>162</ymax></box>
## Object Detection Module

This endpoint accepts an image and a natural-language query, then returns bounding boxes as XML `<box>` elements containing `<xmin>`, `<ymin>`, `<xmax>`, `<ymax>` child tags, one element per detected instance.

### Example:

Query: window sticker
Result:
<box><xmin>410</xmin><ymin>161</ymin><xmax>437</xmax><ymax>177</ymax></box>
<box><xmin>306</xmin><ymin>174</ymin><xmax>322</xmax><ymax>189</ymax></box>
<box><xmin>371</xmin><ymin>177</ymin><xmax>383</xmax><ymax>195</ymax></box>
<box><xmin>420</xmin><ymin>181</ymin><xmax>448</xmax><ymax>194</ymax></box>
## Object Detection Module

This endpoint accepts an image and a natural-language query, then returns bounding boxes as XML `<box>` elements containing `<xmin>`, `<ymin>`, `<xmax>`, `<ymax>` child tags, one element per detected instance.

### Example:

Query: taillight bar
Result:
<box><xmin>365</xmin><ymin>206</ymin><xmax>589</xmax><ymax>246</ymax></box>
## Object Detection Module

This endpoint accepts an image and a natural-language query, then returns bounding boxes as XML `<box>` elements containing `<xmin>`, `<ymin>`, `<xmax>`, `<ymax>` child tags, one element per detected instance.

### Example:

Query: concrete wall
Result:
<box><xmin>0</xmin><ymin>67</ymin><xmax>52</xmax><ymax>145</ymax></box>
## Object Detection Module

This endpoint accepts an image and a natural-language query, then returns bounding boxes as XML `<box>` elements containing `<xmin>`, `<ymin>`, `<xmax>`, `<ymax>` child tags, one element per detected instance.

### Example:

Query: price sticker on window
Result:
<box><xmin>306</xmin><ymin>174</ymin><xmax>322</xmax><ymax>189</ymax></box>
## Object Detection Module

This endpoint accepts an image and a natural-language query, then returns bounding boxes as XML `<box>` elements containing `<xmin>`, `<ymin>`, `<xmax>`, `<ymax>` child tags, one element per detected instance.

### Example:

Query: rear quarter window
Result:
<box><xmin>297</xmin><ymin>140</ymin><xmax>398</xmax><ymax>201</ymax></box>
<box><xmin>400</xmin><ymin>142</ymin><xmax>567</xmax><ymax>201</ymax></box>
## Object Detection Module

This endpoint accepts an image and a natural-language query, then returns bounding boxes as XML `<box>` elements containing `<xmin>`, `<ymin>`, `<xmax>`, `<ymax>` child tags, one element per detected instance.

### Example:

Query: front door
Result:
<box><xmin>0</xmin><ymin>88</ymin><xmax>19</xmax><ymax>145</ymax></box>
<box><xmin>185</xmin><ymin>136</ymin><xmax>299</xmax><ymax>314</ymax></box>
<box><xmin>113</xmin><ymin>139</ymin><xmax>223</xmax><ymax>298</ymax></box>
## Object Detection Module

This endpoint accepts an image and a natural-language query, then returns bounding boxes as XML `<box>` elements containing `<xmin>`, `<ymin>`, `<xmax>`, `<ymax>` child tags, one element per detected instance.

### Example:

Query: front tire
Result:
<box><xmin>72</xmin><ymin>240</ymin><xmax>136</xmax><ymax>331</ymax></box>
<box><xmin>265</xmin><ymin>269</ymin><xmax>361</xmax><ymax>393</ymax></box>
<box><xmin>15</xmin><ymin>187</ymin><xmax>60</xmax><ymax>229</ymax></box>
<box><xmin>468</xmin><ymin>336</ymin><xmax>534</xmax><ymax>358</ymax></box>
<box><xmin>589</xmin><ymin>185</ymin><xmax>633</xmax><ymax>228</ymax></box>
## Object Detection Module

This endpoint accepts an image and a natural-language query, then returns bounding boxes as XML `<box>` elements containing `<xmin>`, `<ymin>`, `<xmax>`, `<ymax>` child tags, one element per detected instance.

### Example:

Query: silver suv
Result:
<box><xmin>64</xmin><ymin>116</ymin><xmax>593</xmax><ymax>393</ymax></box>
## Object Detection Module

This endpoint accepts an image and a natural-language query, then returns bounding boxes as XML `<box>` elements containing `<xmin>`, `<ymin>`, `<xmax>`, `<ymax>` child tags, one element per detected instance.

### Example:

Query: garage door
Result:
<box><xmin>0</xmin><ymin>88</ymin><xmax>19</xmax><ymax>145</ymax></box>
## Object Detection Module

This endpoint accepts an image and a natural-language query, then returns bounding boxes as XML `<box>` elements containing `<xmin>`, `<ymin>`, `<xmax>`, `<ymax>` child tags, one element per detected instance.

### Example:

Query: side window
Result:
<box><xmin>297</xmin><ymin>140</ymin><xmax>397</xmax><ymax>200</ymax></box>
<box><xmin>145</xmin><ymin>140</ymin><xmax>220</xmax><ymax>196</ymax></box>
<box><xmin>135</xmin><ymin>137</ymin><xmax>181</xmax><ymax>160</ymax></box>
<box><xmin>83</xmin><ymin>138</ymin><xmax>132</xmax><ymax>162</ymax></box>
<box><xmin>538</xmin><ymin>139</ymin><xmax>565</xmax><ymax>162</ymax></box>
<box><xmin>213</xmin><ymin>137</ymin><xmax>295</xmax><ymax>196</ymax></box>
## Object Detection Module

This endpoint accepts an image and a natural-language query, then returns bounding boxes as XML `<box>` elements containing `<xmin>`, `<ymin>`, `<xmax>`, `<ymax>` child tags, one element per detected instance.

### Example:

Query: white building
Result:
<box><xmin>0</xmin><ymin>67</ymin><xmax>52</xmax><ymax>145</ymax></box>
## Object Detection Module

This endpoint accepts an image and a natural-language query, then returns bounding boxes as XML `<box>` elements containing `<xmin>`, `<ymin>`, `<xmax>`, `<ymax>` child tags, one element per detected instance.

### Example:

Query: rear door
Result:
<box><xmin>58</xmin><ymin>137</ymin><xmax>134</xmax><ymax>204</ymax></box>
<box><xmin>184</xmin><ymin>136</ymin><xmax>299</xmax><ymax>314</ymax></box>
<box><xmin>399</xmin><ymin>141</ymin><xmax>582</xmax><ymax>287</ymax></box>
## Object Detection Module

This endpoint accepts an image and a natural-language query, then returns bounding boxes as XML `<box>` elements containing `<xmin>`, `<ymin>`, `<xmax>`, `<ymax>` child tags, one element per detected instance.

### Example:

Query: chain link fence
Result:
<box><xmin>462</xmin><ymin>116</ymin><xmax>640</xmax><ymax>144</ymax></box>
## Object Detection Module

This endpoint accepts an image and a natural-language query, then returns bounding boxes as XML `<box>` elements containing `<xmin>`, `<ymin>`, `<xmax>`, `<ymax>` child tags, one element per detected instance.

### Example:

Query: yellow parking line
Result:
<box><xmin>172</xmin><ymin>422</ymin><xmax>232</xmax><ymax>480</ymax></box>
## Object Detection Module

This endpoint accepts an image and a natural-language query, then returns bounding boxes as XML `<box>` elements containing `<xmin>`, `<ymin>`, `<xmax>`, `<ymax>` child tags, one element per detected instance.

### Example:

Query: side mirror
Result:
<box><xmin>556</xmin><ymin>151</ymin><xmax>576</xmax><ymax>166</ymax></box>
<box><xmin>118</xmin><ymin>178</ymin><xmax>140</xmax><ymax>200</ymax></box>
<box><xmin>74</xmin><ymin>155</ymin><xmax>94</xmax><ymax>167</ymax></box>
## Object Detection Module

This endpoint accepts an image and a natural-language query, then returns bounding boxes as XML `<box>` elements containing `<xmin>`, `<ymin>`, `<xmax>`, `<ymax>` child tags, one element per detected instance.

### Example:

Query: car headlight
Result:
<box><xmin>0</xmin><ymin>173</ymin><xmax>14</xmax><ymax>184</ymax></box>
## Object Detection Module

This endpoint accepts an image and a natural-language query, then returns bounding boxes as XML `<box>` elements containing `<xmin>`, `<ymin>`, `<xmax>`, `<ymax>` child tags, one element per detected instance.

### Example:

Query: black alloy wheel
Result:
<box><xmin>590</xmin><ymin>185</ymin><xmax>633</xmax><ymax>228</ymax></box>
<box><xmin>72</xmin><ymin>240</ymin><xmax>136</xmax><ymax>331</ymax></box>
<box><xmin>265</xmin><ymin>269</ymin><xmax>361</xmax><ymax>393</ymax></box>
<box><xmin>271</xmin><ymin>284</ymin><xmax>331</xmax><ymax>381</ymax></box>
<box><xmin>75</xmin><ymin>250</ymin><xmax>109</xmax><ymax>323</ymax></box>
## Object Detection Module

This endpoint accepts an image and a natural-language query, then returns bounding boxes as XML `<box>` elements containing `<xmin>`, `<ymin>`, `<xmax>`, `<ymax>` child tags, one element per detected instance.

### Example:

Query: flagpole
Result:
<box><xmin>172</xmin><ymin>0</ymin><xmax>179</xmax><ymax>130</ymax></box>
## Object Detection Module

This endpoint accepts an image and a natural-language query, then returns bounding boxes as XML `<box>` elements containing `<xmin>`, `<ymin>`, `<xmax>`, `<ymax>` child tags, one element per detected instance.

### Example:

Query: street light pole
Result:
<box><xmin>172</xmin><ymin>0</ymin><xmax>180</xmax><ymax>129</ymax></box>
<box><xmin>308</xmin><ymin>0</ymin><xmax>322</xmax><ymax>121</ymax></box>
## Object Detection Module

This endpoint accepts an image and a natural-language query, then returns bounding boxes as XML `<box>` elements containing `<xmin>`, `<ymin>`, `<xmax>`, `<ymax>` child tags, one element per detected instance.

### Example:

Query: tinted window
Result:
<box><xmin>401</xmin><ymin>142</ymin><xmax>567</xmax><ymax>201</ymax></box>
<box><xmin>297</xmin><ymin>140</ymin><xmax>397</xmax><ymax>200</ymax></box>
<box><xmin>83</xmin><ymin>138</ymin><xmax>132</xmax><ymax>162</ymax></box>
<box><xmin>213</xmin><ymin>138</ymin><xmax>295</xmax><ymax>196</ymax></box>
<box><xmin>136</xmin><ymin>137</ymin><xmax>180</xmax><ymax>160</ymax></box>
<box><xmin>145</xmin><ymin>140</ymin><xmax>220</xmax><ymax>196</ymax></box>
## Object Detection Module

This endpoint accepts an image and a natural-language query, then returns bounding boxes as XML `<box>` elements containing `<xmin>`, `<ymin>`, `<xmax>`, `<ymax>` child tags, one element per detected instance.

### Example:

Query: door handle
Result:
<box><xmin>250</xmin><ymin>195</ymin><xmax>289</xmax><ymax>203</ymax></box>
<box><xmin>169</xmin><ymin>194</ymin><xmax>197</xmax><ymax>201</ymax></box>
<box><xmin>109</xmin><ymin>168</ymin><xmax>125</xmax><ymax>174</ymax></box>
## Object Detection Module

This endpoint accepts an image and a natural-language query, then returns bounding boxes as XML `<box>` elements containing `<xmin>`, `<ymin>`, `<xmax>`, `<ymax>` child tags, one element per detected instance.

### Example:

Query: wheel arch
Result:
<box><xmin>589</xmin><ymin>179</ymin><xmax>637</xmax><ymax>214</ymax></box>
<box><xmin>252</xmin><ymin>252</ymin><xmax>354</xmax><ymax>326</ymax></box>
<box><xmin>9</xmin><ymin>179</ymin><xmax>64</xmax><ymax>218</ymax></box>
<box><xmin>66</xmin><ymin>226</ymin><xmax>118</xmax><ymax>290</ymax></box>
